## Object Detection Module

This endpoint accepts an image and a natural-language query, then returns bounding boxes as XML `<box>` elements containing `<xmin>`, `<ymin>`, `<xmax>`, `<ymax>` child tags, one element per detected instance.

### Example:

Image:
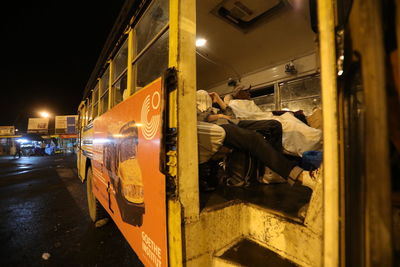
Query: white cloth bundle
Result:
<box><xmin>228</xmin><ymin>99</ymin><xmax>322</xmax><ymax>156</ymax></box>
<box><xmin>196</xmin><ymin>90</ymin><xmax>213</xmax><ymax>112</ymax></box>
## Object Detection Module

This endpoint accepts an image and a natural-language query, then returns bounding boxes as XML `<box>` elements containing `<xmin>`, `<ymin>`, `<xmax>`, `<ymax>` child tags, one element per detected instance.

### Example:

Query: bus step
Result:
<box><xmin>213</xmin><ymin>238</ymin><xmax>297</xmax><ymax>267</ymax></box>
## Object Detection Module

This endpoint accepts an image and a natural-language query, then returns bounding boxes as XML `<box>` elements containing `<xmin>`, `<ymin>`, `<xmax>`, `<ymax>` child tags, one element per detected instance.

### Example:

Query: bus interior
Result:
<box><xmin>196</xmin><ymin>1</ymin><xmax>320</xmax><ymax>217</ymax></box>
<box><xmin>191</xmin><ymin>0</ymin><xmax>324</xmax><ymax>265</ymax></box>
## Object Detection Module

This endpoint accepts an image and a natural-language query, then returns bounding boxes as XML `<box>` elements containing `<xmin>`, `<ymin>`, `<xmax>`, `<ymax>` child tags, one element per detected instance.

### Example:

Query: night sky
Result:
<box><xmin>3</xmin><ymin>1</ymin><xmax>126</xmax><ymax>132</ymax></box>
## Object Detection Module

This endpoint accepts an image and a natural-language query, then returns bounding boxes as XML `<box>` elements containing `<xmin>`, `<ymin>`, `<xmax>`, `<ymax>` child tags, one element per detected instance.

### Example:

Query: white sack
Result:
<box><xmin>228</xmin><ymin>100</ymin><xmax>322</xmax><ymax>156</ymax></box>
<box><xmin>275</xmin><ymin>112</ymin><xmax>322</xmax><ymax>156</ymax></box>
<box><xmin>228</xmin><ymin>100</ymin><xmax>274</xmax><ymax>120</ymax></box>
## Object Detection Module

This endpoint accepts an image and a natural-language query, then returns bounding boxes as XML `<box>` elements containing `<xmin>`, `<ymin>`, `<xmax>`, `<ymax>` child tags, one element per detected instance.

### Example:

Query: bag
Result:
<box><xmin>198</xmin><ymin>160</ymin><xmax>220</xmax><ymax>192</ymax></box>
<box><xmin>224</xmin><ymin>150</ymin><xmax>263</xmax><ymax>187</ymax></box>
<box><xmin>301</xmin><ymin>151</ymin><xmax>323</xmax><ymax>171</ymax></box>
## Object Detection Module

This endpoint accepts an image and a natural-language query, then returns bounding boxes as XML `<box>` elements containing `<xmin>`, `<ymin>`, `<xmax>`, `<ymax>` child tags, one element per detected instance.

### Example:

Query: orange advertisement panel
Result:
<box><xmin>92</xmin><ymin>78</ymin><xmax>167</xmax><ymax>267</ymax></box>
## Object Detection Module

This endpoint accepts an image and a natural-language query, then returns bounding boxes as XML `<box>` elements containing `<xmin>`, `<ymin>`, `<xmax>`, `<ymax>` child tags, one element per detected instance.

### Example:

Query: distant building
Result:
<box><xmin>53</xmin><ymin>115</ymin><xmax>78</xmax><ymax>153</ymax></box>
<box><xmin>27</xmin><ymin>118</ymin><xmax>49</xmax><ymax>134</ymax></box>
<box><xmin>0</xmin><ymin>126</ymin><xmax>15</xmax><ymax>136</ymax></box>
<box><xmin>0</xmin><ymin>126</ymin><xmax>19</xmax><ymax>155</ymax></box>
<box><xmin>55</xmin><ymin>115</ymin><xmax>78</xmax><ymax>135</ymax></box>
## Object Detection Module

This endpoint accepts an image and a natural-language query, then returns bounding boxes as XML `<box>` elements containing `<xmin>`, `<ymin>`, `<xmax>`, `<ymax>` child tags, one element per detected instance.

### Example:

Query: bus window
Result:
<box><xmin>251</xmin><ymin>84</ymin><xmax>276</xmax><ymax>112</ymax></box>
<box><xmin>131</xmin><ymin>0</ymin><xmax>169</xmax><ymax>93</ymax></box>
<box><xmin>279</xmin><ymin>75</ymin><xmax>321</xmax><ymax>116</ymax></box>
<box><xmin>100</xmin><ymin>66</ymin><xmax>110</xmax><ymax>114</ymax></box>
<box><xmin>112</xmin><ymin>40</ymin><xmax>128</xmax><ymax>106</ymax></box>
<box><xmin>78</xmin><ymin>104</ymin><xmax>85</xmax><ymax>129</ymax></box>
<box><xmin>87</xmin><ymin>94</ymin><xmax>93</xmax><ymax>123</ymax></box>
<box><xmin>135</xmin><ymin>0</ymin><xmax>169</xmax><ymax>55</ymax></box>
<box><xmin>113</xmin><ymin>73</ymin><xmax>127</xmax><ymax>105</ymax></box>
<box><xmin>83</xmin><ymin>101</ymin><xmax>88</xmax><ymax>126</ymax></box>
<box><xmin>93</xmin><ymin>83</ymin><xmax>99</xmax><ymax>119</ymax></box>
<box><xmin>135</xmin><ymin>31</ymin><xmax>168</xmax><ymax>88</ymax></box>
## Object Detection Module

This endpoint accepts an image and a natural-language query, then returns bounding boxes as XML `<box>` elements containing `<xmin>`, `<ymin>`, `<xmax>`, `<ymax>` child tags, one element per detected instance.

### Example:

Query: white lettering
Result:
<box><xmin>142</xmin><ymin>231</ymin><xmax>162</xmax><ymax>266</ymax></box>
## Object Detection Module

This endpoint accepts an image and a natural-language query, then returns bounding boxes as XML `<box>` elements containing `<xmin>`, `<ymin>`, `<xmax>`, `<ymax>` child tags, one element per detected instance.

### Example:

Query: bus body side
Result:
<box><xmin>77</xmin><ymin>102</ymin><xmax>94</xmax><ymax>183</ymax></box>
<box><xmin>75</xmin><ymin>0</ymin><xmax>397</xmax><ymax>266</ymax></box>
<box><xmin>76</xmin><ymin>1</ymin><xmax>170</xmax><ymax>265</ymax></box>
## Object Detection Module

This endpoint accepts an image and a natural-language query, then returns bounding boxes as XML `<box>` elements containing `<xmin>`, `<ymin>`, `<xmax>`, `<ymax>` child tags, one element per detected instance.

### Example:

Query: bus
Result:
<box><xmin>76</xmin><ymin>0</ymin><xmax>399</xmax><ymax>266</ymax></box>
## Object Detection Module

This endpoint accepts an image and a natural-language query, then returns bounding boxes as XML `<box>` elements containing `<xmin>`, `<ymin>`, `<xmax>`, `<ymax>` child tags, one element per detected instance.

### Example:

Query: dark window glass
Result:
<box><xmin>135</xmin><ymin>0</ymin><xmax>169</xmax><ymax>54</ymax></box>
<box><xmin>134</xmin><ymin>31</ymin><xmax>169</xmax><ymax>89</ymax></box>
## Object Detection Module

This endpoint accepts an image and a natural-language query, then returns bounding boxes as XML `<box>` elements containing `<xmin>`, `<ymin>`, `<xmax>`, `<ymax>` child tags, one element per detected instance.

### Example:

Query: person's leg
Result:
<box><xmin>221</xmin><ymin>123</ymin><xmax>298</xmax><ymax>179</ymax></box>
<box><xmin>238</xmin><ymin>120</ymin><xmax>283</xmax><ymax>152</ymax></box>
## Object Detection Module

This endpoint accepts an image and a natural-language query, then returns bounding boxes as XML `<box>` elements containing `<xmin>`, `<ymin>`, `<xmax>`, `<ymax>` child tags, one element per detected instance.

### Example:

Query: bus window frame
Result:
<box><xmin>78</xmin><ymin>102</ymin><xmax>85</xmax><ymax>130</ymax></box>
<box><xmin>92</xmin><ymin>83</ymin><xmax>99</xmax><ymax>119</ymax></box>
<box><xmin>130</xmin><ymin>0</ymin><xmax>169</xmax><ymax>94</ymax></box>
<box><xmin>82</xmin><ymin>100</ymin><xmax>88</xmax><ymax>126</ymax></box>
<box><xmin>87</xmin><ymin>93</ymin><xmax>93</xmax><ymax>123</ymax></box>
<box><xmin>113</xmin><ymin>39</ymin><xmax>128</xmax><ymax>82</ymax></box>
<box><xmin>112</xmin><ymin>69</ymin><xmax>128</xmax><ymax>107</ymax></box>
<box><xmin>111</xmin><ymin>39</ymin><xmax>128</xmax><ymax>107</ymax></box>
<box><xmin>99</xmin><ymin>66</ymin><xmax>110</xmax><ymax>115</ymax></box>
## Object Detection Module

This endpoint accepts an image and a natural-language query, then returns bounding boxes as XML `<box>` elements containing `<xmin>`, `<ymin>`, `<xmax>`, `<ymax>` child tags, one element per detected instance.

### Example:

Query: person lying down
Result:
<box><xmin>196</xmin><ymin>90</ymin><xmax>318</xmax><ymax>191</ymax></box>
<box><xmin>224</xmin><ymin>92</ymin><xmax>323</xmax><ymax>157</ymax></box>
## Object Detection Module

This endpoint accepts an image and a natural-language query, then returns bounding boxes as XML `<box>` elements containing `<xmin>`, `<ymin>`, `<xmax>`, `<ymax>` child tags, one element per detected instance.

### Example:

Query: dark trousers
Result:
<box><xmin>237</xmin><ymin>120</ymin><xmax>283</xmax><ymax>152</ymax></box>
<box><xmin>221</xmin><ymin>120</ymin><xmax>297</xmax><ymax>179</ymax></box>
<box><xmin>14</xmin><ymin>150</ymin><xmax>21</xmax><ymax>158</ymax></box>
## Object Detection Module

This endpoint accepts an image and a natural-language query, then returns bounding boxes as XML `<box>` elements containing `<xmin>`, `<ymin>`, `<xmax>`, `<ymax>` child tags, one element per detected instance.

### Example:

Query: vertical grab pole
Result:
<box><xmin>318</xmin><ymin>0</ymin><xmax>340</xmax><ymax>266</ymax></box>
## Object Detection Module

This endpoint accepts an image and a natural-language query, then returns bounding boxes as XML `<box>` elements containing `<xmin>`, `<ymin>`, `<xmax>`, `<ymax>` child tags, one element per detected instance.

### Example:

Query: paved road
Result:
<box><xmin>0</xmin><ymin>154</ymin><xmax>143</xmax><ymax>267</ymax></box>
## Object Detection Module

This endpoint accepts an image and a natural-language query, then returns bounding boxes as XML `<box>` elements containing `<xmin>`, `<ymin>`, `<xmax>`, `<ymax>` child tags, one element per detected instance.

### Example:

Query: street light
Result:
<box><xmin>39</xmin><ymin>111</ymin><xmax>50</xmax><ymax>118</ymax></box>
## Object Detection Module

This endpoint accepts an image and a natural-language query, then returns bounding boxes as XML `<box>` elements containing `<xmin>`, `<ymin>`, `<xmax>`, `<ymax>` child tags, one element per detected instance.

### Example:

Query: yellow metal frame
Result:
<box><xmin>317</xmin><ymin>0</ymin><xmax>339</xmax><ymax>266</ymax></box>
<box><xmin>348</xmin><ymin>0</ymin><xmax>392</xmax><ymax>265</ymax></box>
<box><xmin>108</xmin><ymin>60</ymin><xmax>113</xmax><ymax>110</ymax></box>
<box><xmin>167</xmin><ymin>0</ymin><xmax>198</xmax><ymax>265</ymax></box>
<box><xmin>128</xmin><ymin>28</ymin><xmax>134</xmax><ymax>96</ymax></box>
<box><xmin>168</xmin><ymin>0</ymin><xmax>178</xmax><ymax>129</ymax></box>
<box><xmin>167</xmin><ymin>1</ymin><xmax>183</xmax><ymax>266</ymax></box>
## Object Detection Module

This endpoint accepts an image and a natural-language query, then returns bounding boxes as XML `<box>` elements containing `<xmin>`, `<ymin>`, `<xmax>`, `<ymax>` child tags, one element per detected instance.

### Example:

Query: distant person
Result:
<box><xmin>40</xmin><ymin>142</ymin><xmax>46</xmax><ymax>156</ymax></box>
<box><xmin>14</xmin><ymin>142</ymin><xmax>22</xmax><ymax>159</ymax></box>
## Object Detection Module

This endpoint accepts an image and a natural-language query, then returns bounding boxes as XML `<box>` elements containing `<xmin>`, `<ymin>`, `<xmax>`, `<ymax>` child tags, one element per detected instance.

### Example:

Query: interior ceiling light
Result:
<box><xmin>196</xmin><ymin>38</ymin><xmax>207</xmax><ymax>47</ymax></box>
<box><xmin>212</xmin><ymin>0</ymin><xmax>285</xmax><ymax>32</ymax></box>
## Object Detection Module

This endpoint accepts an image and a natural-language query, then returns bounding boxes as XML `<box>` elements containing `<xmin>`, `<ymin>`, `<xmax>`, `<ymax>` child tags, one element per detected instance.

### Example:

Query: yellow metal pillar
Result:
<box><xmin>167</xmin><ymin>0</ymin><xmax>198</xmax><ymax>265</ymax></box>
<box><xmin>127</xmin><ymin>29</ymin><xmax>134</xmax><ymax>95</ymax></box>
<box><xmin>317</xmin><ymin>0</ymin><xmax>339</xmax><ymax>266</ymax></box>
<box><xmin>108</xmin><ymin>60</ymin><xmax>113</xmax><ymax>110</ymax></box>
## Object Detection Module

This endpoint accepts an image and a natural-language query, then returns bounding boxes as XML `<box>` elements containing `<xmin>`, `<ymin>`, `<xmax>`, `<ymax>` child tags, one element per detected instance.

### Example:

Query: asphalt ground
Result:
<box><xmin>0</xmin><ymin>154</ymin><xmax>143</xmax><ymax>267</ymax></box>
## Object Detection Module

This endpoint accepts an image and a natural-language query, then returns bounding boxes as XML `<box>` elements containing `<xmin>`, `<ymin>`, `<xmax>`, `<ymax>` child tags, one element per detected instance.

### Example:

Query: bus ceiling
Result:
<box><xmin>197</xmin><ymin>0</ymin><xmax>316</xmax><ymax>90</ymax></box>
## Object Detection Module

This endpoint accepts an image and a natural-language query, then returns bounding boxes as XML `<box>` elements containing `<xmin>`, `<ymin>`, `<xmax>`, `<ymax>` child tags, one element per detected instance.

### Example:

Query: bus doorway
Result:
<box><xmin>191</xmin><ymin>0</ymin><xmax>324</xmax><ymax>265</ymax></box>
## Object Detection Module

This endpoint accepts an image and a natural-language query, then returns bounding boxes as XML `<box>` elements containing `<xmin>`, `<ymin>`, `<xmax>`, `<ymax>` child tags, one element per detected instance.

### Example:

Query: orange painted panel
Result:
<box><xmin>92</xmin><ymin>78</ymin><xmax>167</xmax><ymax>267</ymax></box>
